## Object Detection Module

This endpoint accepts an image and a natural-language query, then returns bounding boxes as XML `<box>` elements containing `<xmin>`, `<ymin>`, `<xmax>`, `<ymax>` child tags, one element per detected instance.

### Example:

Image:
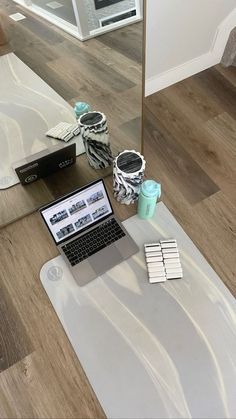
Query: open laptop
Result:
<box><xmin>13</xmin><ymin>143</ymin><xmax>76</xmax><ymax>185</ymax></box>
<box><xmin>40</xmin><ymin>178</ymin><xmax>139</xmax><ymax>286</ymax></box>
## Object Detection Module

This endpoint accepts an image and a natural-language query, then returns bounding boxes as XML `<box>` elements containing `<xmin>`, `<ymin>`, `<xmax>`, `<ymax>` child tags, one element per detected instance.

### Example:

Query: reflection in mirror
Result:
<box><xmin>0</xmin><ymin>0</ymin><xmax>143</xmax><ymax>227</ymax></box>
<box><xmin>19</xmin><ymin>0</ymin><xmax>143</xmax><ymax>41</ymax></box>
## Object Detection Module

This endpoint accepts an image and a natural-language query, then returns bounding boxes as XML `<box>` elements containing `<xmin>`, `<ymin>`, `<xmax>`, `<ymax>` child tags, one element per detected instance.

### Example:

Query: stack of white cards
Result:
<box><xmin>144</xmin><ymin>239</ymin><xmax>183</xmax><ymax>284</ymax></box>
<box><xmin>46</xmin><ymin>122</ymin><xmax>80</xmax><ymax>142</ymax></box>
<box><xmin>144</xmin><ymin>242</ymin><xmax>166</xmax><ymax>283</ymax></box>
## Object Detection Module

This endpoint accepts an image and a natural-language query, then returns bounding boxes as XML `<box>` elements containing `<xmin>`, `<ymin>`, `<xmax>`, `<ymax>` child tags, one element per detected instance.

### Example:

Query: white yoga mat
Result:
<box><xmin>0</xmin><ymin>53</ymin><xmax>84</xmax><ymax>189</ymax></box>
<box><xmin>40</xmin><ymin>202</ymin><xmax>236</xmax><ymax>419</ymax></box>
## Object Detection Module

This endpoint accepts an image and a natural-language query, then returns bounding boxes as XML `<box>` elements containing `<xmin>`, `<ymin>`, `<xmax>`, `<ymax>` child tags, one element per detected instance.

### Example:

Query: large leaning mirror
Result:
<box><xmin>0</xmin><ymin>0</ymin><xmax>143</xmax><ymax>227</ymax></box>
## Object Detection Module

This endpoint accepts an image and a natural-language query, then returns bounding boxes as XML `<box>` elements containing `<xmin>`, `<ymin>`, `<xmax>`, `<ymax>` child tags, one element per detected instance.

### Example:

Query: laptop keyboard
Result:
<box><xmin>62</xmin><ymin>218</ymin><xmax>125</xmax><ymax>266</ymax></box>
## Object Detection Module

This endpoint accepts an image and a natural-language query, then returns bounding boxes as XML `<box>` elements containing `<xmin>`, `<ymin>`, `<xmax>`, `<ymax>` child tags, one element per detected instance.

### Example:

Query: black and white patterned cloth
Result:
<box><xmin>113</xmin><ymin>150</ymin><xmax>146</xmax><ymax>204</ymax></box>
<box><xmin>78</xmin><ymin>111</ymin><xmax>113</xmax><ymax>169</ymax></box>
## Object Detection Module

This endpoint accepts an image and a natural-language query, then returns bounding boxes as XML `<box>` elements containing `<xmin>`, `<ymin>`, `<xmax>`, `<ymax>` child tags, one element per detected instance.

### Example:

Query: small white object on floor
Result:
<box><xmin>46</xmin><ymin>1</ymin><xmax>63</xmax><ymax>9</ymax></box>
<box><xmin>9</xmin><ymin>13</ymin><xmax>26</xmax><ymax>21</ymax></box>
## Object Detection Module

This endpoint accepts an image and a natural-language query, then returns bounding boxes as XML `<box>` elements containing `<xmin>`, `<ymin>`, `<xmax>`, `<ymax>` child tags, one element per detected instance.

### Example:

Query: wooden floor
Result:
<box><xmin>0</xmin><ymin>0</ymin><xmax>142</xmax><ymax>227</ymax></box>
<box><xmin>143</xmin><ymin>64</ymin><xmax>236</xmax><ymax>297</ymax></box>
<box><xmin>0</xmin><ymin>1</ymin><xmax>236</xmax><ymax>416</ymax></box>
<box><xmin>0</xmin><ymin>64</ymin><xmax>235</xmax><ymax>418</ymax></box>
<box><xmin>0</xmin><ymin>175</ymin><xmax>134</xmax><ymax>419</ymax></box>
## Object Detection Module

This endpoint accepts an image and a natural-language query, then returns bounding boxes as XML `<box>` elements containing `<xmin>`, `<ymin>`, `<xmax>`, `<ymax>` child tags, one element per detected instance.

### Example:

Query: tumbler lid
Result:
<box><xmin>141</xmin><ymin>180</ymin><xmax>161</xmax><ymax>198</ymax></box>
<box><xmin>117</xmin><ymin>151</ymin><xmax>143</xmax><ymax>174</ymax></box>
<box><xmin>79</xmin><ymin>111</ymin><xmax>105</xmax><ymax>127</ymax></box>
<box><xmin>74</xmin><ymin>102</ymin><xmax>91</xmax><ymax>116</ymax></box>
<box><xmin>114</xmin><ymin>150</ymin><xmax>146</xmax><ymax>178</ymax></box>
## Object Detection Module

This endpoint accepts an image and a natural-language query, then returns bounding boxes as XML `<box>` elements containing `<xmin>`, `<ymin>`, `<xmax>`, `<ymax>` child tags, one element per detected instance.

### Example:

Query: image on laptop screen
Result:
<box><xmin>41</xmin><ymin>180</ymin><xmax>113</xmax><ymax>244</ymax></box>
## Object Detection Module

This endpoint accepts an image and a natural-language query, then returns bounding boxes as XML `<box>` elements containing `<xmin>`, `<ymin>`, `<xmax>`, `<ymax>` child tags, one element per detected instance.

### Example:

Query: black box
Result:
<box><xmin>13</xmin><ymin>143</ymin><xmax>76</xmax><ymax>185</ymax></box>
<box><xmin>94</xmin><ymin>0</ymin><xmax>124</xmax><ymax>10</ymax></box>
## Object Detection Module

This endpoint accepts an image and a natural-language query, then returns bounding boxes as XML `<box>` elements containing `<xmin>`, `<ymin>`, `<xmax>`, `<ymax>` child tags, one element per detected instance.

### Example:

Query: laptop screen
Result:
<box><xmin>40</xmin><ymin>179</ymin><xmax>113</xmax><ymax>244</ymax></box>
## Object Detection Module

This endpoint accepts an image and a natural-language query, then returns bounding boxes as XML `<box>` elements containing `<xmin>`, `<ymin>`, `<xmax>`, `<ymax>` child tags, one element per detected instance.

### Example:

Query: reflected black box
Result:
<box><xmin>13</xmin><ymin>143</ymin><xmax>76</xmax><ymax>185</ymax></box>
<box><xmin>94</xmin><ymin>0</ymin><xmax>124</xmax><ymax>10</ymax></box>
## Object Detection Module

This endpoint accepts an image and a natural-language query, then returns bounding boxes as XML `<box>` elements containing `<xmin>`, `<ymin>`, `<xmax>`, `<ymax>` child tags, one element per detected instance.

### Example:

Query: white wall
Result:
<box><xmin>145</xmin><ymin>0</ymin><xmax>236</xmax><ymax>96</ymax></box>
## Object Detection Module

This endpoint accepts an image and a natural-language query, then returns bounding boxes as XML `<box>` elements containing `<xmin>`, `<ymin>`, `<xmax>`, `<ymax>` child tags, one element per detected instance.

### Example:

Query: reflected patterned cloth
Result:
<box><xmin>79</xmin><ymin>111</ymin><xmax>113</xmax><ymax>169</ymax></box>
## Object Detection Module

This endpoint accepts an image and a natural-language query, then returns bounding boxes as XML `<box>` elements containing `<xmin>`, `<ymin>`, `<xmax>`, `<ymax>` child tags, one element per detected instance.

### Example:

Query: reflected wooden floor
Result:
<box><xmin>143</xmin><ymin>64</ymin><xmax>236</xmax><ymax>297</ymax></box>
<box><xmin>0</xmin><ymin>0</ymin><xmax>142</xmax><ymax>144</ymax></box>
<box><xmin>0</xmin><ymin>0</ymin><xmax>142</xmax><ymax>227</ymax></box>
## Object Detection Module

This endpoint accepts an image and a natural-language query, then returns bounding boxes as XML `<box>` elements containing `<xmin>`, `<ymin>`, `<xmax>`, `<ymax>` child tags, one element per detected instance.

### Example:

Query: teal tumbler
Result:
<box><xmin>137</xmin><ymin>180</ymin><xmax>161</xmax><ymax>219</ymax></box>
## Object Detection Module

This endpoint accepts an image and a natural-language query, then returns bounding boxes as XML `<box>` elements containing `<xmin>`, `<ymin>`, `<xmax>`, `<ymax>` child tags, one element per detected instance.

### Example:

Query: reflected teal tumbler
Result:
<box><xmin>74</xmin><ymin>102</ymin><xmax>91</xmax><ymax>119</ymax></box>
<box><xmin>137</xmin><ymin>180</ymin><xmax>161</xmax><ymax>219</ymax></box>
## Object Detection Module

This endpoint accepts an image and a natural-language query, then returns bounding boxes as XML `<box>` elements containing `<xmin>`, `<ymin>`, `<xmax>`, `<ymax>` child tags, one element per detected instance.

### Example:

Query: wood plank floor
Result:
<box><xmin>0</xmin><ymin>64</ymin><xmax>235</xmax><ymax>417</ymax></box>
<box><xmin>0</xmin><ymin>2</ymin><xmax>236</xmax><ymax>416</ymax></box>
<box><xmin>143</xmin><ymin>64</ymin><xmax>236</xmax><ymax>297</ymax></box>
<box><xmin>0</xmin><ymin>176</ymin><xmax>134</xmax><ymax>419</ymax></box>
<box><xmin>0</xmin><ymin>0</ymin><xmax>142</xmax><ymax>227</ymax></box>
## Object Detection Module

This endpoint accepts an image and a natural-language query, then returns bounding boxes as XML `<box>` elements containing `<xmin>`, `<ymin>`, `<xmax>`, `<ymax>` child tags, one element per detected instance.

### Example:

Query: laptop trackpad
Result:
<box><xmin>90</xmin><ymin>246</ymin><xmax>122</xmax><ymax>275</ymax></box>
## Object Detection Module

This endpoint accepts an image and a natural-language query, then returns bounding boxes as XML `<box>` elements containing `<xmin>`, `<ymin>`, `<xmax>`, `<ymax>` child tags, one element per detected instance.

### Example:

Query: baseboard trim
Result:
<box><xmin>145</xmin><ymin>8</ymin><xmax>236</xmax><ymax>96</ymax></box>
<box><xmin>145</xmin><ymin>52</ymin><xmax>217</xmax><ymax>96</ymax></box>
